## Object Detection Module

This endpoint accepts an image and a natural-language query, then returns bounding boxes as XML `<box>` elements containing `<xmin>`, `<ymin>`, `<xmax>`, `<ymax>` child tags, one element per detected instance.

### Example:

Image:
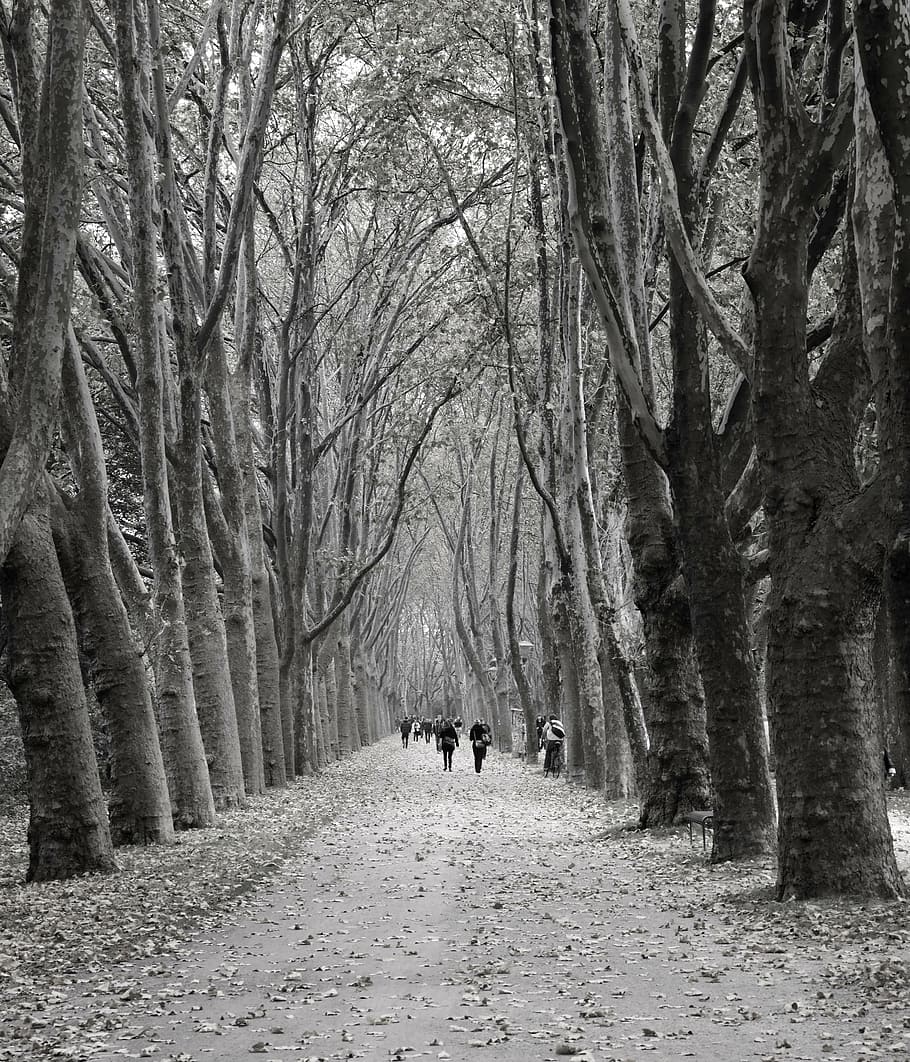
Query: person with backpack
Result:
<box><xmin>438</xmin><ymin>718</ymin><xmax>459</xmax><ymax>771</ymax></box>
<box><xmin>542</xmin><ymin>715</ymin><xmax>565</xmax><ymax>774</ymax></box>
<box><xmin>468</xmin><ymin>719</ymin><xmax>492</xmax><ymax>773</ymax></box>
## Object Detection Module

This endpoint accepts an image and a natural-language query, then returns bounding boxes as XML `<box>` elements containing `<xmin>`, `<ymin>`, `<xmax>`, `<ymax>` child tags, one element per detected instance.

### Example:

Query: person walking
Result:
<box><xmin>468</xmin><ymin>719</ymin><xmax>491</xmax><ymax>773</ymax></box>
<box><xmin>400</xmin><ymin>717</ymin><xmax>412</xmax><ymax>749</ymax></box>
<box><xmin>541</xmin><ymin>715</ymin><xmax>566</xmax><ymax>775</ymax></box>
<box><xmin>438</xmin><ymin>718</ymin><xmax>459</xmax><ymax>771</ymax></box>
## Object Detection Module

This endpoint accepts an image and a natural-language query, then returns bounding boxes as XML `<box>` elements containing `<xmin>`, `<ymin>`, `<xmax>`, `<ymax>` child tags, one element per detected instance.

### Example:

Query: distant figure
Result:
<box><xmin>422</xmin><ymin>718</ymin><xmax>433</xmax><ymax>743</ymax></box>
<box><xmin>412</xmin><ymin>718</ymin><xmax>421</xmax><ymax>744</ymax></box>
<box><xmin>453</xmin><ymin>715</ymin><xmax>463</xmax><ymax>735</ymax></box>
<box><xmin>469</xmin><ymin>719</ymin><xmax>491</xmax><ymax>773</ymax></box>
<box><xmin>433</xmin><ymin>715</ymin><xmax>444</xmax><ymax>750</ymax></box>
<box><xmin>541</xmin><ymin>715</ymin><xmax>566</xmax><ymax>774</ymax></box>
<box><xmin>535</xmin><ymin>715</ymin><xmax>546</xmax><ymax>750</ymax></box>
<box><xmin>438</xmin><ymin>718</ymin><xmax>459</xmax><ymax>771</ymax></box>
<box><xmin>400</xmin><ymin>717</ymin><xmax>412</xmax><ymax>749</ymax></box>
<box><xmin>884</xmin><ymin>749</ymin><xmax>897</xmax><ymax>786</ymax></box>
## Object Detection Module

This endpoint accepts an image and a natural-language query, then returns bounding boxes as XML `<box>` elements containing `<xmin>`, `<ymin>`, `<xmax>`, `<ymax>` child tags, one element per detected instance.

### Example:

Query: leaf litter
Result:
<box><xmin>0</xmin><ymin>742</ymin><xmax>908</xmax><ymax>1061</ymax></box>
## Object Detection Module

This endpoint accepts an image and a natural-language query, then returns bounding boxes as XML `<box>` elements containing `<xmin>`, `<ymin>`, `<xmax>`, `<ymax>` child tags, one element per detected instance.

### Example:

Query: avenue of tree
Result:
<box><xmin>0</xmin><ymin>0</ymin><xmax>907</xmax><ymax>901</ymax></box>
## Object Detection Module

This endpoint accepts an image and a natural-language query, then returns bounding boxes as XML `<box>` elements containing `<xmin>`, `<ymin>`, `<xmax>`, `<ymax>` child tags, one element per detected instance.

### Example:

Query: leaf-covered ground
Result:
<box><xmin>1</xmin><ymin>740</ymin><xmax>908</xmax><ymax>1061</ymax></box>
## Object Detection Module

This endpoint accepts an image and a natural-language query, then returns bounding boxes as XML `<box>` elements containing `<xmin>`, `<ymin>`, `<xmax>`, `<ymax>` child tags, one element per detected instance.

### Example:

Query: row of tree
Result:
<box><xmin>0</xmin><ymin>0</ymin><xmax>907</xmax><ymax>900</ymax></box>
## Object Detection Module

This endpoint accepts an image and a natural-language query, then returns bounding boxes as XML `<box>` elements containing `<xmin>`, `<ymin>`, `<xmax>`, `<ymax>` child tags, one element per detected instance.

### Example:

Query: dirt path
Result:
<box><xmin>4</xmin><ymin>739</ymin><xmax>909</xmax><ymax>1061</ymax></box>
<box><xmin>27</xmin><ymin>738</ymin><xmax>891</xmax><ymax>1062</ymax></box>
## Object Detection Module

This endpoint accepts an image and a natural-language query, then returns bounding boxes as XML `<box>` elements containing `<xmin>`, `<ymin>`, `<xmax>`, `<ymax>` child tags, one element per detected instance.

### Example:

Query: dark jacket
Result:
<box><xmin>439</xmin><ymin>723</ymin><xmax>459</xmax><ymax>748</ymax></box>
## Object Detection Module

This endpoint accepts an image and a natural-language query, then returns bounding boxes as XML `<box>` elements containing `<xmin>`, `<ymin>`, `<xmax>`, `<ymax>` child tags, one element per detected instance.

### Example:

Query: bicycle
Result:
<box><xmin>544</xmin><ymin>740</ymin><xmax>563</xmax><ymax>779</ymax></box>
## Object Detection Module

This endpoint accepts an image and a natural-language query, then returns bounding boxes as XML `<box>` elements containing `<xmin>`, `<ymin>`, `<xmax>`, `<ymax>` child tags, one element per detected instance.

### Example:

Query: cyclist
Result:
<box><xmin>542</xmin><ymin>715</ymin><xmax>565</xmax><ymax>775</ymax></box>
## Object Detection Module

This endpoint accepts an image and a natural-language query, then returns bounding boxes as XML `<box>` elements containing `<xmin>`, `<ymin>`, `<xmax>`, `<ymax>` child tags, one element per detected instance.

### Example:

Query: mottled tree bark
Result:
<box><xmin>602</xmin><ymin>0</ymin><xmax>712</xmax><ymax>825</ymax></box>
<box><xmin>172</xmin><ymin>395</ymin><xmax>246</xmax><ymax>811</ymax></box>
<box><xmin>856</xmin><ymin>0</ymin><xmax>910</xmax><ymax>801</ymax></box>
<box><xmin>2</xmin><ymin>499</ymin><xmax>116</xmax><ymax>881</ymax></box>
<box><xmin>744</xmin><ymin>0</ymin><xmax>902</xmax><ymax>895</ymax></box>
<box><xmin>230</xmin><ymin>359</ymin><xmax>286</xmax><ymax>787</ymax></box>
<box><xmin>205</xmin><ymin>339</ymin><xmax>264</xmax><ymax>796</ymax></box>
<box><xmin>551</xmin><ymin>0</ymin><xmax>771</xmax><ymax>849</ymax></box>
<box><xmin>55</xmin><ymin>334</ymin><xmax>172</xmax><ymax>846</ymax></box>
<box><xmin>111</xmin><ymin>0</ymin><xmax>214</xmax><ymax>828</ymax></box>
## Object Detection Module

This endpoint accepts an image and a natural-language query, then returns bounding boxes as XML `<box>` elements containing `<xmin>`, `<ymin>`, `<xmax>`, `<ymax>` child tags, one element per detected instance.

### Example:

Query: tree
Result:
<box><xmin>110</xmin><ymin>0</ymin><xmax>215</xmax><ymax>826</ymax></box>
<box><xmin>550</xmin><ymin>0</ymin><xmax>775</xmax><ymax>855</ymax></box>
<box><xmin>743</xmin><ymin>0</ymin><xmax>903</xmax><ymax>896</ymax></box>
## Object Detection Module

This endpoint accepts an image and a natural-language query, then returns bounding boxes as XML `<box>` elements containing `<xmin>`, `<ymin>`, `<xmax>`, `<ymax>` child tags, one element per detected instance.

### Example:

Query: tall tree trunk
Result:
<box><xmin>664</xmin><ymin>390</ymin><xmax>775</xmax><ymax>858</ymax></box>
<box><xmin>506</xmin><ymin>466</ymin><xmax>539</xmax><ymax>762</ymax></box>
<box><xmin>1</xmin><ymin>497</ymin><xmax>117</xmax><ymax>881</ymax></box>
<box><xmin>230</xmin><ymin>361</ymin><xmax>286</xmax><ymax>787</ymax></box>
<box><xmin>111</xmin><ymin>0</ymin><xmax>214</xmax><ymax>828</ymax></box>
<box><xmin>550</xmin><ymin>0</ymin><xmax>771</xmax><ymax>850</ymax></box>
<box><xmin>55</xmin><ymin>333</ymin><xmax>172</xmax><ymax>846</ymax></box>
<box><xmin>744</xmin><ymin>0</ymin><xmax>903</xmax><ymax>897</ymax></box>
<box><xmin>551</xmin><ymin>578</ymin><xmax>584</xmax><ymax>783</ymax></box>
<box><xmin>605</xmin><ymin>0</ymin><xmax>712</xmax><ymax>821</ymax></box>
<box><xmin>205</xmin><ymin>336</ymin><xmax>264</xmax><ymax>795</ymax></box>
<box><xmin>172</xmin><ymin>392</ymin><xmax>246</xmax><ymax>810</ymax></box>
<box><xmin>352</xmin><ymin>639</ymin><xmax>372</xmax><ymax>749</ymax></box>
<box><xmin>320</xmin><ymin>639</ymin><xmax>340</xmax><ymax>755</ymax></box>
<box><xmin>537</xmin><ymin>540</ymin><xmax>562</xmax><ymax>720</ymax></box>
<box><xmin>662</xmin><ymin>0</ymin><xmax>774</xmax><ymax>857</ymax></box>
<box><xmin>0</xmin><ymin>0</ymin><xmax>86</xmax><ymax>567</ymax></box>
<box><xmin>53</xmin><ymin>496</ymin><xmax>174</xmax><ymax>846</ymax></box>
<box><xmin>855</xmin><ymin>0</ymin><xmax>910</xmax><ymax>799</ymax></box>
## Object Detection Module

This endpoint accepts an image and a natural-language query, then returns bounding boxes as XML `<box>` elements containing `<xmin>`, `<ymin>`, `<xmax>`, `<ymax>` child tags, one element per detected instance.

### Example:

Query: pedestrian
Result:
<box><xmin>535</xmin><ymin>715</ymin><xmax>546</xmax><ymax>750</ymax></box>
<box><xmin>884</xmin><ymin>748</ymin><xmax>898</xmax><ymax>786</ymax></box>
<box><xmin>541</xmin><ymin>714</ymin><xmax>566</xmax><ymax>774</ymax></box>
<box><xmin>468</xmin><ymin>718</ymin><xmax>491</xmax><ymax>773</ymax></box>
<box><xmin>400</xmin><ymin>717</ymin><xmax>412</xmax><ymax>749</ymax></box>
<box><xmin>438</xmin><ymin>718</ymin><xmax>459</xmax><ymax>771</ymax></box>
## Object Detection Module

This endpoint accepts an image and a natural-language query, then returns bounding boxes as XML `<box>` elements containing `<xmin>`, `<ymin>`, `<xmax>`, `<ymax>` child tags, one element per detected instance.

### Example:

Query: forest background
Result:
<box><xmin>0</xmin><ymin>0</ymin><xmax>909</xmax><ymax>904</ymax></box>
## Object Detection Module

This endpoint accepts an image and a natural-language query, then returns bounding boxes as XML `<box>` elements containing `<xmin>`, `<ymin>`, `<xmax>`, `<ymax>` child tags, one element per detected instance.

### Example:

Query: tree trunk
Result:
<box><xmin>352</xmin><ymin>640</ymin><xmax>372</xmax><ymax>749</ymax></box>
<box><xmin>663</xmin><ymin>276</ymin><xmax>776</xmax><ymax>859</ymax></box>
<box><xmin>855</xmin><ymin>0</ymin><xmax>910</xmax><ymax>800</ymax></box>
<box><xmin>111</xmin><ymin>0</ymin><xmax>214</xmax><ymax>828</ymax></box>
<box><xmin>1</xmin><ymin>498</ymin><xmax>117</xmax><ymax>881</ymax></box>
<box><xmin>551</xmin><ymin>578</ymin><xmax>584</xmax><ymax>783</ymax></box>
<box><xmin>633</xmin><ymin>557</ymin><xmax>711</xmax><ymax>825</ymax></box>
<box><xmin>537</xmin><ymin>541</ymin><xmax>562</xmax><ymax>719</ymax></box>
<box><xmin>744</xmin><ymin>0</ymin><xmax>903</xmax><ymax>897</ymax></box>
<box><xmin>506</xmin><ymin>467</ymin><xmax>539</xmax><ymax>763</ymax></box>
<box><xmin>332</xmin><ymin>625</ymin><xmax>357</xmax><ymax>756</ymax></box>
<box><xmin>205</xmin><ymin>336</ymin><xmax>264</xmax><ymax>795</ymax></box>
<box><xmin>548</xmin><ymin>0</ymin><xmax>714</xmax><ymax>821</ymax></box>
<box><xmin>172</xmin><ymin>386</ymin><xmax>246</xmax><ymax>811</ymax></box>
<box><xmin>229</xmin><ymin>217</ymin><xmax>285</xmax><ymax>787</ymax></box>
<box><xmin>53</xmin><ymin>499</ymin><xmax>173</xmax><ymax>847</ymax></box>
<box><xmin>230</xmin><ymin>362</ymin><xmax>286</xmax><ymax>787</ymax></box>
<box><xmin>748</xmin><ymin>231</ymin><xmax>903</xmax><ymax>898</ymax></box>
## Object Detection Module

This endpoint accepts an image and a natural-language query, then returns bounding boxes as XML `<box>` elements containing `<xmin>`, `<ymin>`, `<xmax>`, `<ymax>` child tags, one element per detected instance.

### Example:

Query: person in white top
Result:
<box><xmin>542</xmin><ymin>715</ymin><xmax>565</xmax><ymax>773</ymax></box>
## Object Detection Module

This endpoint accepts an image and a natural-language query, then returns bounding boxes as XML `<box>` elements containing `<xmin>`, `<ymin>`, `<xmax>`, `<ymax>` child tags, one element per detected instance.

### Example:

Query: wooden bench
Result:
<box><xmin>683</xmin><ymin>810</ymin><xmax>714</xmax><ymax>850</ymax></box>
